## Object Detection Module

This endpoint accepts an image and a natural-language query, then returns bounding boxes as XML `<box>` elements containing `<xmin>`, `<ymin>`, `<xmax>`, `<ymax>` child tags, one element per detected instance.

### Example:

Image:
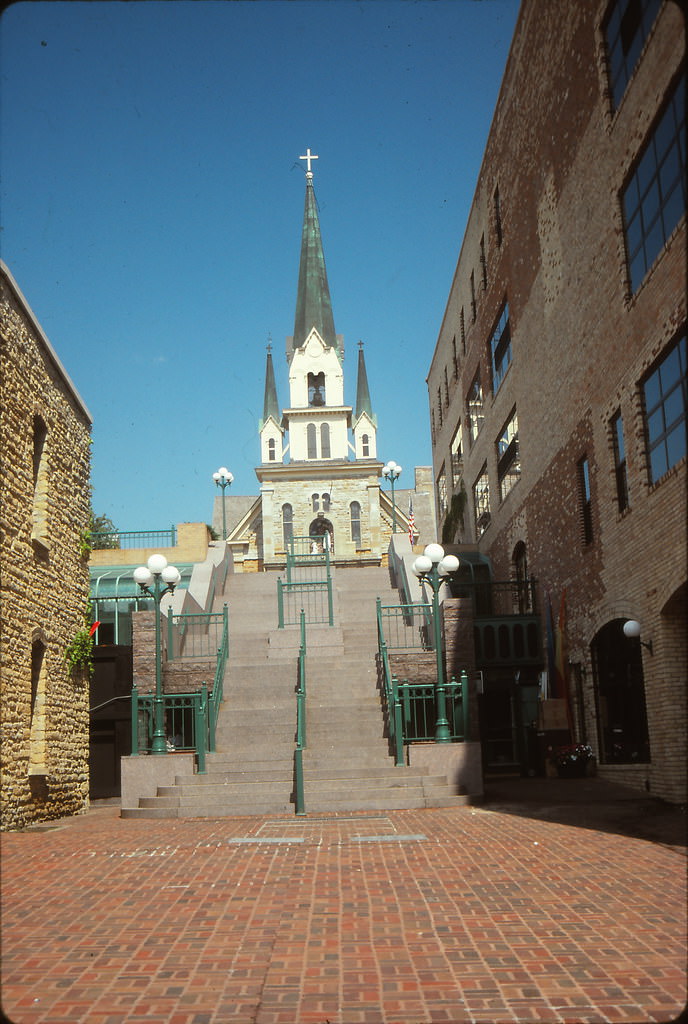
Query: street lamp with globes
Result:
<box><xmin>133</xmin><ymin>554</ymin><xmax>181</xmax><ymax>754</ymax></box>
<box><xmin>381</xmin><ymin>460</ymin><xmax>402</xmax><ymax>533</ymax></box>
<box><xmin>412</xmin><ymin>543</ymin><xmax>460</xmax><ymax>743</ymax></box>
<box><xmin>213</xmin><ymin>467</ymin><xmax>234</xmax><ymax>540</ymax></box>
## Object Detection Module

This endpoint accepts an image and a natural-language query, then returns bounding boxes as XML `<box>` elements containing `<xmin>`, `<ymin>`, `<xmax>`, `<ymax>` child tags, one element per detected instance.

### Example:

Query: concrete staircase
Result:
<box><xmin>123</xmin><ymin>564</ymin><xmax>469</xmax><ymax>818</ymax></box>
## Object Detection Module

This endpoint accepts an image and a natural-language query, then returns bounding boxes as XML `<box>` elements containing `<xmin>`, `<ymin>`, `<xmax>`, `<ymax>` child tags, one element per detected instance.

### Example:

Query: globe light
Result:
<box><xmin>133</xmin><ymin>566</ymin><xmax>153</xmax><ymax>587</ymax></box>
<box><xmin>147</xmin><ymin>553</ymin><xmax>168</xmax><ymax>575</ymax></box>
<box><xmin>440</xmin><ymin>554</ymin><xmax>460</xmax><ymax>575</ymax></box>
<box><xmin>623</xmin><ymin>619</ymin><xmax>641</xmax><ymax>639</ymax></box>
<box><xmin>424</xmin><ymin>543</ymin><xmax>445</xmax><ymax>564</ymax></box>
<box><xmin>413</xmin><ymin>555</ymin><xmax>433</xmax><ymax>576</ymax></box>
<box><xmin>161</xmin><ymin>565</ymin><xmax>181</xmax><ymax>586</ymax></box>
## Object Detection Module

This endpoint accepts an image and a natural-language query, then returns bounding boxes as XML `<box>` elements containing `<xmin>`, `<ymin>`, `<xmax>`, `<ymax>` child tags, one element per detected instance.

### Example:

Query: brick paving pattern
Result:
<box><xmin>1</xmin><ymin>805</ymin><xmax>685</xmax><ymax>1023</ymax></box>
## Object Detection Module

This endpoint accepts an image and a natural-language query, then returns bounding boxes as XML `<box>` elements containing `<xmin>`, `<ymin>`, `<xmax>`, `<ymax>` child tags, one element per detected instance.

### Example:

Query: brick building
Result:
<box><xmin>1</xmin><ymin>262</ymin><xmax>93</xmax><ymax>829</ymax></box>
<box><xmin>427</xmin><ymin>1</ymin><xmax>685</xmax><ymax>801</ymax></box>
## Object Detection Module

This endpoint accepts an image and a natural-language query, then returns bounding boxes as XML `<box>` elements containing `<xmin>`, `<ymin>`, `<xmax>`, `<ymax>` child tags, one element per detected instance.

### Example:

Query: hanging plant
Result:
<box><xmin>64</xmin><ymin>622</ymin><xmax>98</xmax><ymax>677</ymax></box>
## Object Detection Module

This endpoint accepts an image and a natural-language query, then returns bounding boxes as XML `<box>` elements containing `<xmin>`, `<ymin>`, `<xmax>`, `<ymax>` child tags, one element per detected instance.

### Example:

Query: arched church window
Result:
<box><xmin>321</xmin><ymin>423</ymin><xmax>331</xmax><ymax>459</ymax></box>
<box><xmin>312</xmin><ymin>493</ymin><xmax>320</xmax><ymax>512</ymax></box>
<box><xmin>307</xmin><ymin>423</ymin><xmax>317</xmax><ymax>459</ymax></box>
<box><xmin>322</xmin><ymin>493</ymin><xmax>330</xmax><ymax>512</ymax></box>
<box><xmin>282</xmin><ymin>504</ymin><xmax>293</xmax><ymax>548</ymax></box>
<box><xmin>350</xmin><ymin>501</ymin><xmax>361</xmax><ymax>547</ymax></box>
<box><xmin>362</xmin><ymin>434</ymin><xmax>369</xmax><ymax>457</ymax></box>
<box><xmin>308</xmin><ymin>372</ymin><xmax>326</xmax><ymax>407</ymax></box>
<box><xmin>268</xmin><ymin>438</ymin><xmax>276</xmax><ymax>462</ymax></box>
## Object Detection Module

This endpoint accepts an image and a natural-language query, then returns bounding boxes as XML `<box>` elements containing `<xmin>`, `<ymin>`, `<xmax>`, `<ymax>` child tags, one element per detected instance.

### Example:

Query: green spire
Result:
<box><xmin>262</xmin><ymin>344</ymin><xmax>280</xmax><ymax>425</ymax></box>
<box><xmin>292</xmin><ymin>175</ymin><xmax>338</xmax><ymax>352</ymax></box>
<box><xmin>355</xmin><ymin>341</ymin><xmax>374</xmax><ymax>421</ymax></box>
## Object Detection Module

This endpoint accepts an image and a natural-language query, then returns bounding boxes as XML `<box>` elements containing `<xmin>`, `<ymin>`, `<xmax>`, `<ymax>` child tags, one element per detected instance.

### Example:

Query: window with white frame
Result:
<box><xmin>473</xmin><ymin>464</ymin><xmax>491</xmax><ymax>536</ymax></box>
<box><xmin>497</xmin><ymin>409</ymin><xmax>520</xmax><ymax>501</ymax></box>
<box><xmin>467</xmin><ymin>371</ymin><xmax>484</xmax><ymax>444</ymax></box>
<box><xmin>490</xmin><ymin>302</ymin><xmax>512</xmax><ymax>393</ymax></box>
<box><xmin>450</xmin><ymin>423</ymin><xmax>463</xmax><ymax>489</ymax></box>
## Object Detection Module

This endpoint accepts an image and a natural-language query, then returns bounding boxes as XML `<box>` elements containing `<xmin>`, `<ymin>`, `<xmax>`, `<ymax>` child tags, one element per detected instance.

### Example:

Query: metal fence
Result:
<box><xmin>277</xmin><ymin>578</ymin><xmax>333</xmax><ymax>626</ymax></box>
<box><xmin>167</xmin><ymin>606</ymin><xmax>228</xmax><ymax>660</ymax></box>
<box><xmin>91</xmin><ymin>526</ymin><xmax>177</xmax><ymax>550</ymax></box>
<box><xmin>376</xmin><ymin>599</ymin><xmax>434</xmax><ymax>651</ymax></box>
<box><xmin>395</xmin><ymin>676</ymin><xmax>469</xmax><ymax>743</ymax></box>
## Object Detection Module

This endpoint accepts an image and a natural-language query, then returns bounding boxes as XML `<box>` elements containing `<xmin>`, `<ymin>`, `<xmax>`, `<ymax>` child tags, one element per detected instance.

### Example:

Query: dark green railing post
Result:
<box><xmin>171</xmin><ymin>524</ymin><xmax>177</xmax><ymax>546</ymax></box>
<box><xmin>461</xmin><ymin>669</ymin><xmax>470</xmax><ymax>741</ymax></box>
<box><xmin>277</xmin><ymin>577</ymin><xmax>284</xmax><ymax>628</ymax></box>
<box><xmin>327</xmin><ymin>573</ymin><xmax>334</xmax><ymax>626</ymax></box>
<box><xmin>294</xmin><ymin>747</ymin><xmax>305</xmax><ymax>815</ymax></box>
<box><xmin>393</xmin><ymin>678</ymin><xmax>405</xmax><ymax>766</ymax></box>
<box><xmin>167</xmin><ymin>610</ymin><xmax>174</xmax><ymax>660</ymax></box>
<box><xmin>196</xmin><ymin>686</ymin><xmax>207</xmax><ymax>774</ymax></box>
<box><xmin>131</xmin><ymin>684</ymin><xmax>139</xmax><ymax>755</ymax></box>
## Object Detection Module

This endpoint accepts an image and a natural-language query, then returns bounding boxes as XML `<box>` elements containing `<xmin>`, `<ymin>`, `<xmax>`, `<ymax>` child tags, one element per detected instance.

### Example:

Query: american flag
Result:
<box><xmin>408</xmin><ymin>499</ymin><xmax>416</xmax><ymax>547</ymax></box>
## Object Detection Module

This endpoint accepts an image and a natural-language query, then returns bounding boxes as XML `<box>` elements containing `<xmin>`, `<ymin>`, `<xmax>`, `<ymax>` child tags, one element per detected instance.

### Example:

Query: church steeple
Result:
<box><xmin>262</xmin><ymin>343</ymin><xmax>279</xmax><ymax>426</ymax></box>
<box><xmin>354</xmin><ymin>341</ymin><xmax>374</xmax><ymax>422</ymax></box>
<box><xmin>292</xmin><ymin>150</ymin><xmax>338</xmax><ymax>354</ymax></box>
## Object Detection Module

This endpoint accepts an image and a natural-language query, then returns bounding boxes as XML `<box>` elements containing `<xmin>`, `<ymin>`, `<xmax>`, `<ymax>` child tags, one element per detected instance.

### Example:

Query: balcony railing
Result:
<box><xmin>91</xmin><ymin>526</ymin><xmax>177</xmax><ymax>550</ymax></box>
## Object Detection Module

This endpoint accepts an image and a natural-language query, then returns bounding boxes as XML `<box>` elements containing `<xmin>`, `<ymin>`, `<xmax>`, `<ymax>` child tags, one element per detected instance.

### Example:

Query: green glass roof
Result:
<box><xmin>89</xmin><ymin>564</ymin><xmax>193</xmax><ymax>601</ymax></box>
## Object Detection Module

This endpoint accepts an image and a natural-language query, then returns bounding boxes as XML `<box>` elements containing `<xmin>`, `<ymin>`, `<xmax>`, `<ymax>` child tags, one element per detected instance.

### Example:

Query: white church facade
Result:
<box><xmin>217</xmin><ymin>151</ymin><xmax>434</xmax><ymax>571</ymax></box>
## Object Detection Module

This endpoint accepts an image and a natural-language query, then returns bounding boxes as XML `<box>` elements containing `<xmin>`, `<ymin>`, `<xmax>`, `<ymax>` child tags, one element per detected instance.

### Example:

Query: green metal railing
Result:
<box><xmin>377</xmin><ymin>598</ymin><xmax>470</xmax><ymax>756</ymax></box>
<box><xmin>277</xmin><ymin>579</ymin><xmax>334</xmax><ymax>626</ymax></box>
<box><xmin>90</xmin><ymin>526</ymin><xmax>177</xmax><ymax>550</ymax></box>
<box><xmin>376</xmin><ymin>599</ymin><xmax>433</xmax><ymax>651</ymax></box>
<box><xmin>294</xmin><ymin>609</ymin><xmax>307</xmax><ymax>815</ymax></box>
<box><xmin>167</xmin><ymin>606</ymin><xmax>228</xmax><ymax>660</ymax></box>
<box><xmin>130</xmin><ymin>603</ymin><xmax>229</xmax><ymax>772</ymax></box>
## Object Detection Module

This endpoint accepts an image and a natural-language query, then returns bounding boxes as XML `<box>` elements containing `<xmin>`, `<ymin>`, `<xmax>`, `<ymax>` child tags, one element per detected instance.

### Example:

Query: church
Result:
<box><xmin>219</xmin><ymin>151</ymin><xmax>434</xmax><ymax>570</ymax></box>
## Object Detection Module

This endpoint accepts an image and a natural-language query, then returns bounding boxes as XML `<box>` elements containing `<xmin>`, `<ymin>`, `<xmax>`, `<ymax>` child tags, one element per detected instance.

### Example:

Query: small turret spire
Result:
<box><xmin>355</xmin><ymin>340</ymin><xmax>374</xmax><ymax>421</ymax></box>
<box><xmin>262</xmin><ymin>342</ymin><xmax>280</xmax><ymax>424</ymax></box>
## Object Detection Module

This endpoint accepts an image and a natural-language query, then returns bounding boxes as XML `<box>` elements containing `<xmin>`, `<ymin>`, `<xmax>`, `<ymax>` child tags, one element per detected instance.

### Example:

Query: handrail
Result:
<box><xmin>377</xmin><ymin>598</ymin><xmax>404</xmax><ymax>765</ymax></box>
<box><xmin>294</xmin><ymin>609</ymin><xmax>307</xmax><ymax>815</ymax></box>
<box><xmin>130</xmin><ymin>604</ymin><xmax>229</xmax><ymax>772</ymax></box>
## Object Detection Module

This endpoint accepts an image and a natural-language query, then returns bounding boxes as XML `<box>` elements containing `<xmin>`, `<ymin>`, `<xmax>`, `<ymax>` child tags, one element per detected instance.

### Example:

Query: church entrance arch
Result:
<box><xmin>309</xmin><ymin>516</ymin><xmax>334</xmax><ymax>554</ymax></box>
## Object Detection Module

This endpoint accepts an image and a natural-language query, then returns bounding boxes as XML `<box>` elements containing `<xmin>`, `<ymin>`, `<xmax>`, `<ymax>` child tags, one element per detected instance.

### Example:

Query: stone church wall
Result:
<box><xmin>1</xmin><ymin>265</ymin><xmax>92</xmax><ymax>830</ymax></box>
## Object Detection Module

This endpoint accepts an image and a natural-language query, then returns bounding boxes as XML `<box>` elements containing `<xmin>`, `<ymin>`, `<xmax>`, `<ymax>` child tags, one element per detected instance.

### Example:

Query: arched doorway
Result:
<box><xmin>309</xmin><ymin>516</ymin><xmax>334</xmax><ymax>554</ymax></box>
<box><xmin>592</xmin><ymin>618</ymin><xmax>650</xmax><ymax>764</ymax></box>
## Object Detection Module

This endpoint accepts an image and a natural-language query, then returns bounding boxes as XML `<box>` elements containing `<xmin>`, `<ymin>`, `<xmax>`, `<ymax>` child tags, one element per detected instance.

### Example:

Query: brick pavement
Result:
<box><xmin>1</xmin><ymin>803</ymin><xmax>685</xmax><ymax>1024</ymax></box>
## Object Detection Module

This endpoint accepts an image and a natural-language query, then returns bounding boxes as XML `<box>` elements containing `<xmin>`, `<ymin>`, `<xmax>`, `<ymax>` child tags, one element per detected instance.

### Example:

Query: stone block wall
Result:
<box><xmin>1</xmin><ymin>264</ymin><xmax>92</xmax><ymax>830</ymax></box>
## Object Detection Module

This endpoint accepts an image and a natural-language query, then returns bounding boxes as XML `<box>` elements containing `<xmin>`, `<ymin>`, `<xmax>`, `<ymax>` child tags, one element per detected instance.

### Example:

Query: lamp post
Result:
<box><xmin>381</xmin><ymin>460</ymin><xmax>402</xmax><ymax>533</ymax></box>
<box><xmin>623</xmin><ymin>619</ymin><xmax>653</xmax><ymax>655</ymax></box>
<box><xmin>412</xmin><ymin>543</ymin><xmax>460</xmax><ymax>743</ymax></box>
<box><xmin>133</xmin><ymin>554</ymin><xmax>181</xmax><ymax>755</ymax></box>
<box><xmin>213</xmin><ymin>467</ymin><xmax>233</xmax><ymax>540</ymax></box>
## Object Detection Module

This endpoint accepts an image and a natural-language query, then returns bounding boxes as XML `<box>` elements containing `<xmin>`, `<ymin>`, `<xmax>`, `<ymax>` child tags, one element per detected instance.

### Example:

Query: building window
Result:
<box><xmin>611</xmin><ymin>411</ymin><xmax>630</xmax><ymax>511</ymax></box>
<box><xmin>312</xmin><ymin>493</ymin><xmax>320</xmax><ymax>513</ymax></box>
<box><xmin>622</xmin><ymin>75</ymin><xmax>686</xmax><ymax>294</ymax></box>
<box><xmin>444</xmin><ymin>367</ymin><xmax>450</xmax><ymax>406</ymax></box>
<box><xmin>578</xmin><ymin>456</ymin><xmax>594</xmax><ymax>545</ymax></box>
<box><xmin>473</xmin><ymin>464</ymin><xmax>491</xmax><ymax>537</ymax></box>
<box><xmin>437</xmin><ymin>387</ymin><xmax>443</xmax><ymax>428</ymax></box>
<box><xmin>592</xmin><ymin>619</ymin><xmax>650</xmax><ymax>764</ymax></box>
<box><xmin>470</xmin><ymin>271</ymin><xmax>476</xmax><ymax>322</ymax></box>
<box><xmin>350</xmin><ymin>501</ymin><xmax>361</xmax><ymax>547</ymax></box>
<box><xmin>436</xmin><ymin>466</ymin><xmax>448</xmax><ymax>521</ymax></box>
<box><xmin>604</xmin><ymin>0</ymin><xmax>663</xmax><ymax>111</ymax></box>
<box><xmin>480</xmin><ymin>234</ymin><xmax>487</xmax><ymax>290</ymax></box>
<box><xmin>31</xmin><ymin>415</ymin><xmax>49</xmax><ymax>551</ymax></box>
<box><xmin>450</xmin><ymin>423</ymin><xmax>463</xmax><ymax>489</ymax></box>
<box><xmin>308</xmin><ymin>371</ymin><xmax>326</xmax><ymax>407</ymax></box>
<box><xmin>431</xmin><ymin>409</ymin><xmax>436</xmax><ymax>446</ymax></box>
<box><xmin>494</xmin><ymin>185</ymin><xmax>503</xmax><ymax>247</ymax></box>
<box><xmin>497</xmin><ymin>409</ymin><xmax>520</xmax><ymax>501</ymax></box>
<box><xmin>489</xmin><ymin>302</ymin><xmax>512</xmax><ymax>393</ymax></box>
<box><xmin>361</xmin><ymin>433</ymin><xmax>369</xmax><ymax>457</ymax></box>
<box><xmin>307</xmin><ymin>423</ymin><xmax>317</xmax><ymax>459</ymax></box>
<box><xmin>320</xmin><ymin>423</ymin><xmax>331</xmax><ymax>459</ymax></box>
<box><xmin>467</xmin><ymin>371</ymin><xmax>484</xmax><ymax>445</ymax></box>
<box><xmin>268</xmin><ymin>437</ymin><xmax>276</xmax><ymax>462</ymax></box>
<box><xmin>282</xmin><ymin>504</ymin><xmax>293</xmax><ymax>548</ymax></box>
<box><xmin>452</xmin><ymin>336</ymin><xmax>458</xmax><ymax>379</ymax></box>
<box><xmin>460</xmin><ymin>308</ymin><xmax>466</xmax><ymax>353</ymax></box>
<box><xmin>643</xmin><ymin>332</ymin><xmax>687</xmax><ymax>484</ymax></box>
<box><xmin>322</xmin><ymin>492</ymin><xmax>330</xmax><ymax>513</ymax></box>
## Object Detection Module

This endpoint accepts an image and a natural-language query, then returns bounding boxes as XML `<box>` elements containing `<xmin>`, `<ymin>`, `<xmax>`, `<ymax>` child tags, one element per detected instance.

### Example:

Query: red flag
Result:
<box><xmin>408</xmin><ymin>499</ymin><xmax>416</xmax><ymax>547</ymax></box>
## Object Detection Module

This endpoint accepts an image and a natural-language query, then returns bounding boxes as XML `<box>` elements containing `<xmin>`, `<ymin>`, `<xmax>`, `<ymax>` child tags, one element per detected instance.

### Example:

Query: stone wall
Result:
<box><xmin>1</xmin><ymin>264</ymin><xmax>92</xmax><ymax>830</ymax></box>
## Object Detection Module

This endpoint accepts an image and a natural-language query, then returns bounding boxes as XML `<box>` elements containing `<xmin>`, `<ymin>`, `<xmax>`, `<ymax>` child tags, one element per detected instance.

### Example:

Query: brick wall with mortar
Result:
<box><xmin>1</xmin><ymin>266</ymin><xmax>92</xmax><ymax>830</ymax></box>
<box><xmin>426</xmin><ymin>1</ymin><xmax>686</xmax><ymax>801</ymax></box>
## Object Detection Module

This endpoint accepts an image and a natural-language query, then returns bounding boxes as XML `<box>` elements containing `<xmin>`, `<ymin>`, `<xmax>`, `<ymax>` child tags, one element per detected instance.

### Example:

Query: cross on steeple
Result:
<box><xmin>300</xmin><ymin>148</ymin><xmax>319</xmax><ymax>178</ymax></box>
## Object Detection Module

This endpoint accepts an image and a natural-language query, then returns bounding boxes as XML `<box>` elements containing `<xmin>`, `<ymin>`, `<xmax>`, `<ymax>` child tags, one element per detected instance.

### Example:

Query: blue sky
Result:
<box><xmin>1</xmin><ymin>0</ymin><xmax>519</xmax><ymax>530</ymax></box>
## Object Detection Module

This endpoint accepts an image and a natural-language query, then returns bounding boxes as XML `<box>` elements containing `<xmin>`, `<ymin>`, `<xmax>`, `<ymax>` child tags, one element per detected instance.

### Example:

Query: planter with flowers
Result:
<box><xmin>555</xmin><ymin>743</ymin><xmax>595</xmax><ymax>778</ymax></box>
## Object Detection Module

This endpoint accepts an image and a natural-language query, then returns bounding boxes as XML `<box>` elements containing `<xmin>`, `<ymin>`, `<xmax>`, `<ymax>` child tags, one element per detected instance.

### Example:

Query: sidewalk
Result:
<box><xmin>1</xmin><ymin>778</ymin><xmax>686</xmax><ymax>1024</ymax></box>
